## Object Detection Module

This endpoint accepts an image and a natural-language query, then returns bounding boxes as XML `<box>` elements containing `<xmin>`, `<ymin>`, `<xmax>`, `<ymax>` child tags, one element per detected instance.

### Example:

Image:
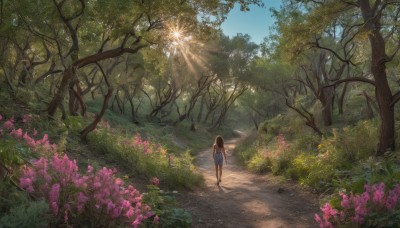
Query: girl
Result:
<box><xmin>212</xmin><ymin>135</ymin><xmax>227</xmax><ymax>185</ymax></box>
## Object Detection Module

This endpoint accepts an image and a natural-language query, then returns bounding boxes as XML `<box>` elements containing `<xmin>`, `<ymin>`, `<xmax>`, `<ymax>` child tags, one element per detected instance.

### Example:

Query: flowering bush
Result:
<box><xmin>89</xmin><ymin>130</ymin><xmax>203</xmax><ymax>189</ymax></box>
<box><xmin>315</xmin><ymin>182</ymin><xmax>400</xmax><ymax>228</ymax></box>
<box><xmin>0</xmin><ymin>114</ymin><xmax>155</xmax><ymax>227</ymax></box>
<box><xmin>0</xmin><ymin>114</ymin><xmax>57</xmax><ymax>155</ymax></box>
<box><xmin>19</xmin><ymin>153</ymin><xmax>155</xmax><ymax>227</ymax></box>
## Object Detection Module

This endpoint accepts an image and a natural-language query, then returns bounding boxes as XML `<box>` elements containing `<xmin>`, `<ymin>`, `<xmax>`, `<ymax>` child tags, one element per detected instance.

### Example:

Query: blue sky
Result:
<box><xmin>221</xmin><ymin>0</ymin><xmax>282</xmax><ymax>44</ymax></box>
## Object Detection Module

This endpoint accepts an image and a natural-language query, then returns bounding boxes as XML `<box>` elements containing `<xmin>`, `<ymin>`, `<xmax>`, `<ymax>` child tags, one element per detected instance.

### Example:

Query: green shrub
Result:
<box><xmin>0</xmin><ymin>201</ymin><xmax>51</xmax><ymax>228</ymax></box>
<box><xmin>291</xmin><ymin>153</ymin><xmax>335</xmax><ymax>190</ymax></box>
<box><xmin>0</xmin><ymin>181</ymin><xmax>51</xmax><ymax>228</ymax></box>
<box><xmin>88</xmin><ymin>129</ymin><xmax>203</xmax><ymax>189</ymax></box>
<box><xmin>143</xmin><ymin>186</ymin><xmax>192</xmax><ymax>227</ymax></box>
<box><xmin>247</xmin><ymin>152</ymin><xmax>272</xmax><ymax>173</ymax></box>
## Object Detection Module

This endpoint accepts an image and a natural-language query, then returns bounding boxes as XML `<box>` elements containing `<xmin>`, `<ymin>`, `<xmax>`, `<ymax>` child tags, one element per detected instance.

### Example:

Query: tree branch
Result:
<box><xmin>325</xmin><ymin>77</ymin><xmax>376</xmax><ymax>88</ymax></box>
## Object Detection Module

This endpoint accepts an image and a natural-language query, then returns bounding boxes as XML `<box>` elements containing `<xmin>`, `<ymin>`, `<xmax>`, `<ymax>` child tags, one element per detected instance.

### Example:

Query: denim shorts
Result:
<box><xmin>214</xmin><ymin>152</ymin><xmax>223</xmax><ymax>166</ymax></box>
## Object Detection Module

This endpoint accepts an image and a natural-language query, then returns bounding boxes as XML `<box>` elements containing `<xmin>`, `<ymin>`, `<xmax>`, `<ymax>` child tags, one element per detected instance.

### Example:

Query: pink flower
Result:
<box><xmin>20</xmin><ymin>177</ymin><xmax>33</xmax><ymax>189</ymax></box>
<box><xmin>126</xmin><ymin>208</ymin><xmax>134</xmax><ymax>218</ymax></box>
<box><xmin>340</xmin><ymin>192</ymin><xmax>350</xmax><ymax>209</ymax></box>
<box><xmin>51</xmin><ymin>202</ymin><xmax>59</xmax><ymax>215</ymax></box>
<box><xmin>10</xmin><ymin>128</ymin><xmax>23</xmax><ymax>138</ymax></box>
<box><xmin>23</xmin><ymin>132</ymin><xmax>36</xmax><ymax>147</ymax></box>
<box><xmin>153</xmin><ymin>215</ymin><xmax>159</xmax><ymax>224</ymax></box>
<box><xmin>386</xmin><ymin>184</ymin><xmax>400</xmax><ymax>210</ymax></box>
<box><xmin>22</xmin><ymin>114</ymin><xmax>32</xmax><ymax>123</ymax></box>
<box><xmin>0</xmin><ymin>114</ymin><xmax>2</xmax><ymax>121</ymax></box>
<box><xmin>111</xmin><ymin>207</ymin><xmax>122</xmax><ymax>218</ymax></box>
<box><xmin>77</xmin><ymin>192</ymin><xmax>88</xmax><ymax>204</ymax></box>
<box><xmin>321</xmin><ymin>203</ymin><xmax>337</xmax><ymax>221</ymax></box>
<box><xmin>372</xmin><ymin>182</ymin><xmax>385</xmax><ymax>206</ymax></box>
<box><xmin>152</xmin><ymin>177</ymin><xmax>160</xmax><ymax>186</ymax></box>
<box><xmin>33</xmin><ymin>128</ymin><xmax>37</xmax><ymax>136</ymax></box>
<box><xmin>49</xmin><ymin>184</ymin><xmax>60</xmax><ymax>203</ymax></box>
<box><xmin>87</xmin><ymin>165</ymin><xmax>93</xmax><ymax>173</ymax></box>
<box><xmin>3</xmin><ymin>118</ymin><xmax>14</xmax><ymax>130</ymax></box>
<box><xmin>115</xmin><ymin>178</ymin><xmax>123</xmax><ymax>186</ymax></box>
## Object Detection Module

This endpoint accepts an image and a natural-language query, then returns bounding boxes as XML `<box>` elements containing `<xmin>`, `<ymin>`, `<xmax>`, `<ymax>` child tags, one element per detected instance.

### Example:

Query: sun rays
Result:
<box><xmin>165</xmin><ymin>23</ymin><xmax>209</xmax><ymax>81</ymax></box>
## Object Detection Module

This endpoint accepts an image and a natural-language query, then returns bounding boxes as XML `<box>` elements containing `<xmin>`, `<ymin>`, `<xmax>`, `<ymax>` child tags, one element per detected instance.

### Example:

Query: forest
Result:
<box><xmin>1</xmin><ymin>0</ymin><xmax>400</xmax><ymax>227</ymax></box>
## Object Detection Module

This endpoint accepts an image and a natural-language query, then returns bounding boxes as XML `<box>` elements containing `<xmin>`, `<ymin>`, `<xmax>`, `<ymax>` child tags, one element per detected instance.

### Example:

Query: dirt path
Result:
<box><xmin>178</xmin><ymin>137</ymin><xmax>319</xmax><ymax>228</ymax></box>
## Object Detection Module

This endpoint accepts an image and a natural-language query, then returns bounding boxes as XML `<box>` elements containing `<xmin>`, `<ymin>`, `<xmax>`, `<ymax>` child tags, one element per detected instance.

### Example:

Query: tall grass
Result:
<box><xmin>235</xmin><ymin>113</ymin><xmax>384</xmax><ymax>192</ymax></box>
<box><xmin>88</xmin><ymin>128</ymin><xmax>203</xmax><ymax>189</ymax></box>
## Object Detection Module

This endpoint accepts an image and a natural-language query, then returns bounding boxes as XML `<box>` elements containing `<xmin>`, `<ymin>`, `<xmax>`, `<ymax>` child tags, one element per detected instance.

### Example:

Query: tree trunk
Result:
<box><xmin>251</xmin><ymin>113</ymin><xmax>259</xmax><ymax>130</ymax></box>
<box><xmin>359</xmin><ymin>0</ymin><xmax>395</xmax><ymax>155</ymax></box>
<box><xmin>47</xmin><ymin>45</ymin><xmax>146</xmax><ymax>118</ymax></box>
<box><xmin>47</xmin><ymin>67</ymin><xmax>74</xmax><ymax>117</ymax></box>
<box><xmin>80</xmin><ymin>88</ymin><xmax>113</xmax><ymax>143</ymax></box>
<box><xmin>320</xmin><ymin>87</ymin><xmax>334</xmax><ymax>126</ymax></box>
<box><xmin>338</xmin><ymin>82</ymin><xmax>348</xmax><ymax>115</ymax></box>
<box><xmin>128</xmin><ymin>98</ymin><xmax>139</xmax><ymax>124</ymax></box>
<box><xmin>197</xmin><ymin>96</ymin><xmax>205</xmax><ymax>122</ymax></box>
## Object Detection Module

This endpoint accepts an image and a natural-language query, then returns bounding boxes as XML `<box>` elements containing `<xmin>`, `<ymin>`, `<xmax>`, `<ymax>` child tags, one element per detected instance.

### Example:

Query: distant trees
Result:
<box><xmin>0</xmin><ymin>0</ymin><xmax>264</xmax><ymax>140</ymax></box>
<box><xmin>269</xmin><ymin>0</ymin><xmax>400</xmax><ymax>155</ymax></box>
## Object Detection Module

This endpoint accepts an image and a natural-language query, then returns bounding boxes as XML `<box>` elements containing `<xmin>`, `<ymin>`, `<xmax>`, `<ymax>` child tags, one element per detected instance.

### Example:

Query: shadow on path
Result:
<box><xmin>178</xmin><ymin>137</ymin><xmax>319</xmax><ymax>228</ymax></box>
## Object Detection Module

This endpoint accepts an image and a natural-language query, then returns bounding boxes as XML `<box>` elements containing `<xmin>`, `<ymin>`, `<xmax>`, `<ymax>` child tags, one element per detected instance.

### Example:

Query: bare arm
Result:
<box><xmin>223</xmin><ymin>147</ymin><xmax>227</xmax><ymax>164</ymax></box>
<box><xmin>212</xmin><ymin>144</ymin><xmax>215</xmax><ymax>159</ymax></box>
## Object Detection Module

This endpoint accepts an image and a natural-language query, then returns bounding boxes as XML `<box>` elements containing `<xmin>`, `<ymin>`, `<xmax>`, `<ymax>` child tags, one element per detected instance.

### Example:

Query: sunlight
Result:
<box><xmin>172</xmin><ymin>31</ymin><xmax>182</xmax><ymax>39</ymax></box>
<box><xmin>164</xmin><ymin>22</ymin><xmax>210</xmax><ymax>81</ymax></box>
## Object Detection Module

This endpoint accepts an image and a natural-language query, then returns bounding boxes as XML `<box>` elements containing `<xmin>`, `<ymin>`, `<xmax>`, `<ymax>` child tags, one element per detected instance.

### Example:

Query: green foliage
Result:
<box><xmin>88</xmin><ymin>129</ymin><xmax>203</xmax><ymax>189</ymax></box>
<box><xmin>365</xmin><ymin>209</ymin><xmax>400</xmax><ymax>228</ymax></box>
<box><xmin>143</xmin><ymin>186</ymin><xmax>192</xmax><ymax>227</ymax></box>
<box><xmin>318</xmin><ymin>120</ymin><xmax>378</xmax><ymax>167</ymax></box>
<box><xmin>0</xmin><ymin>140</ymin><xmax>25</xmax><ymax>169</ymax></box>
<box><xmin>236</xmin><ymin>113</ymin><xmax>383</xmax><ymax>192</ymax></box>
<box><xmin>336</xmin><ymin>158</ymin><xmax>400</xmax><ymax>194</ymax></box>
<box><xmin>290</xmin><ymin>153</ymin><xmax>335</xmax><ymax>189</ymax></box>
<box><xmin>0</xmin><ymin>200</ymin><xmax>51</xmax><ymax>228</ymax></box>
<box><xmin>247</xmin><ymin>152</ymin><xmax>272</xmax><ymax>174</ymax></box>
<box><xmin>0</xmin><ymin>181</ymin><xmax>51</xmax><ymax>228</ymax></box>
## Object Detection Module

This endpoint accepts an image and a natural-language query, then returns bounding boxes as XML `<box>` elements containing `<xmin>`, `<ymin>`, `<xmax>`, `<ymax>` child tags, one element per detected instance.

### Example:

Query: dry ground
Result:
<box><xmin>178</xmin><ymin>137</ymin><xmax>319</xmax><ymax>228</ymax></box>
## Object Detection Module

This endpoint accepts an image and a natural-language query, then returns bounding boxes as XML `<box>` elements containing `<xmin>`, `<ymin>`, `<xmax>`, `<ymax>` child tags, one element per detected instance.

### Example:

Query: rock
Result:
<box><xmin>290</xmin><ymin>193</ymin><xmax>295</xmax><ymax>197</ymax></box>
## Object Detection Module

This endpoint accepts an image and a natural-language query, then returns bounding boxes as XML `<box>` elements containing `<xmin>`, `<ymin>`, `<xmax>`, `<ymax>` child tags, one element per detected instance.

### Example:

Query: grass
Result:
<box><xmin>234</xmin><ymin>109</ymin><xmax>400</xmax><ymax>193</ymax></box>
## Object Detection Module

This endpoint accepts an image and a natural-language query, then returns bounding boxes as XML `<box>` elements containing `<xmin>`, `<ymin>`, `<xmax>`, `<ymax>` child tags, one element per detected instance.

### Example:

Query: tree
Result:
<box><xmin>2</xmin><ymin>0</ymin><xmax>263</xmax><ymax>118</ymax></box>
<box><xmin>274</xmin><ymin>0</ymin><xmax>400</xmax><ymax>155</ymax></box>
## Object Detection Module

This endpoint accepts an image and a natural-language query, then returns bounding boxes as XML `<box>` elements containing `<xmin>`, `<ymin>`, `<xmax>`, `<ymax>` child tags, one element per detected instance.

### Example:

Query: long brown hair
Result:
<box><xmin>215</xmin><ymin>135</ymin><xmax>224</xmax><ymax>148</ymax></box>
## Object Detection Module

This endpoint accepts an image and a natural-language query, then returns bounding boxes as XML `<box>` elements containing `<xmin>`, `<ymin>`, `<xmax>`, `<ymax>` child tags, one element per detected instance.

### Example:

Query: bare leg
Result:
<box><xmin>218</xmin><ymin>164</ymin><xmax>222</xmax><ymax>182</ymax></box>
<box><xmin>215</xmin><ymin>165</ymin><xmax>219</xmax><ymax>184</ymax></box>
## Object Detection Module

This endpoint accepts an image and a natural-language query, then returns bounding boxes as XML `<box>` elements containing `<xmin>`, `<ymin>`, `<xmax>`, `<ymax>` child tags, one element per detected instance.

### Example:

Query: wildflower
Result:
<box><xmin>22</xmin><ymin>114</ymin><xmax>32</xmax><ymax>123</ymax></box>
<box><xmin>153</xmin><ymin>215</ymin><xmax>159</xmax><ymax>224</ymax></box>
<box><xmin>111</xmin><ymin>207</ymin><xmax>122</xmax><ymax>218</ymax></box>
<box><xmin>0</xmin><ymin>114</ymin><xmax>2</xmax><ymax>121</ymax></box>
<box><xmin>152</xmin><ymin>177</ymin><xmax>160</xmax><ymax>186</ymax></box>
<box><xmin>115</xmin><ymin>178</ymin><xmax>123</xmax><ymax>186</ymax></box>
<box><xmin>386</xmin><ymin>184</ymin><xmax>400</xmax><ymax>210</ymax></box>
<box><xmin>321</xmin><ymin>203</ymin><xmax>337</xmax><ymax>220</ymax></box>
<box><xmin>51</xmin><ymin>202</ymin><xmax>59</xmax><ymax>215</ymax></box>
<box><xmin>87</xmin><ymin>165</ymin><xmax>93</xmax><ymax>173</ymax></box>
<box><xmin>3</xmin><ymin>118</ymin><xmax>14</xmax><ymax>130</ymax></box>
<box><xmin>340</xmin><ymin>192</ymin><xmax>350</xmax><ymax>209</ymax></box>
<box><xmin>20</xmin><ymin>177</ymin><xmax>33</xmax><ymax>189</ymax></box>
<box><xmin>49</xmin><ymin>184</ymin><xmax>61</xmax><ymax>204</ymax></box>
<box><xmin>24</xmin><ymin>132</ymin><xmax>36</xmax><ymax>147</ymax></box>
<box><xmin>372</xmin><ymin>182</ymin><xmax>385</xmax><ymax>206</ymax></box>
<box><xmin>126</xmin><ymin>208</ymin><xmax>134</xmax><ymax>218</ymax></box>
<box><xmin>10</xmin><ymin>128</ymin><xmax>23</xmax><ymax>138</ymax></box>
